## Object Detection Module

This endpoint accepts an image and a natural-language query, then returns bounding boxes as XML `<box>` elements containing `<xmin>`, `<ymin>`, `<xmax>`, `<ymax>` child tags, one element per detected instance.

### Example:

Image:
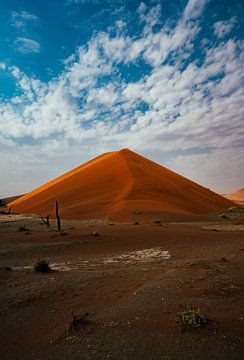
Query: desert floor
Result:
<box><xmin>0</xmin><ymin>214</ymin><xmax>244</xmax><ymax>359</ymax></box>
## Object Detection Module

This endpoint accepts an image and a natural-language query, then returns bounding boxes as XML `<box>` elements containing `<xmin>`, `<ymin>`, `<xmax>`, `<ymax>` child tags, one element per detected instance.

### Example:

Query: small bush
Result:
<box><xmin>68</xmin><ymin>312</ymin><xmax>90</xmax><ymax>335</ymax></box>
<box><xmin>178</xmin><ymin>307</ymin><xmax>208</xmax><ymax>328</ymax></box>
<box><xmin>92</xmin><ymin>230</ymin><xmax>100</xmax><ymax>237</ymax></box>
<box><xmin>154</xmin><ymin>220</ymin><xmax>162</xmax><ymax>225</ymax></box>
<box><xmin>0</xmin><ymin>266</ymin><xmax>12</xmax><ymax>272</ymax></box>
<box><xmin>34</xmin><ymin>260</ymin><xmax>51</xmax><ymax>273</ymax></box>
<box><xmin>221</xmin><ymin>206</ymin><xmax>244</xmax><ymax>219</ymax></box>
<box><xmin>134</xmin><ymin>221</ymin><xmax>139</xmax><ymax>225</ymax></box>
<box><xmin>18</xmin><ymin>225</ymin><xmax>29</xmax><ymax>232</ymax></box>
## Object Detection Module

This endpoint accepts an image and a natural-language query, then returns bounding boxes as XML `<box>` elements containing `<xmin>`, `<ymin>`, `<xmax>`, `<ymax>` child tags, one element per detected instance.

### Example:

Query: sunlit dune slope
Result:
<box><xmin>10</xmin><ymin>149</ymin><xmax>233</xmax><ymax>219</ymax></box>
<box><xmin>224</xmin><ymin>188</ymin><xmax>244</xmax><ymax>206</ymax></box>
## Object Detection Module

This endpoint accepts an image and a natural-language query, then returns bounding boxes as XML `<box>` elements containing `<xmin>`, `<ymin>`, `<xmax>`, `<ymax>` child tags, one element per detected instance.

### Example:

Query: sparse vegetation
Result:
<box><xmin>154</xmin><ymin>220</ymin><xmax>162</xmax><ymax>225</ymax></box>
<box><xmin>134</xmin><ymin>221</ymin><xmax>139</xmax><ymax>225</ymax></box>
<box><xmin>178</xmin><ymin>307</ymin><xmax>208</xmax><ymax>328</ymax></box>
<box><xmin>18</xmin><ymin>225</ymin><xmax>29</xmax><ymax>232</ymax></box>
<box><xmin>220</xmin><ymin>206</ymin><xmax>244</xmax><ymax>220</ymax></box>
<box><xmin>34</xmin><ymin>259</ymin><xmax>51</xmax><ymax>273</ymax></box>
<box><xmin>68</xmin><ymin>312</ymin><xmax>90</xmax><ymax>335</ymax></box>
<box><xmin>41</xmin><ymin>214</ymin><xmax>51</xmax><ymax>228</ymax></box>
<box><xmin>0</xmin><ymin>199</ymin><xmax>9</xmax><ymax>214</ymax></box>
<box><xmin>0</xmin><ymin>266</ymin><xmax>12</xmax><ymax>272</ymax></box>
<box><xmin>0</xmin><ymin>199</ymin><xmax>5</xmax><ymax>207</ymax></box>
<box><xmin>154</xmin><ymin>220</ymin><xmax>161</xmax><ymax>224</ymax></box>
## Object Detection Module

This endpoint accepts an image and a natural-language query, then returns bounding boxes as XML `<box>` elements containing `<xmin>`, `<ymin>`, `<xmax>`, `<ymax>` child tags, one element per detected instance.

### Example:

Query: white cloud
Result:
<box><xmin>183</xmin><ymin>0</ymin><xmax>208</xmax><ymax>22</ymax></box>
<box><xmin>137</xmin><ymin>2</ymin><xmax>147</xmax><ymax>15</ymax></box>
<box><xmin>140</xmin><ymin>4</ymin><xmax>162</xmax><ymax>34</ymax></box>
<box><xmin>15</xmin><ymin>37</ymin><xmax>40</xmax><ymax>53</ymax></box>
<box><xmin>11</xmin><ymin>10</ymin><xmax>39</xmax><ymax>28</ymax></box>
<box><xmin>0</xmin><ymin>62</ymin><xmax>6</xmax><ymax>70</ymax></box>
<box><xmin>214</xmin><ymin>17</ymin><xmax>236</xmax><ymax>39</ymax></box>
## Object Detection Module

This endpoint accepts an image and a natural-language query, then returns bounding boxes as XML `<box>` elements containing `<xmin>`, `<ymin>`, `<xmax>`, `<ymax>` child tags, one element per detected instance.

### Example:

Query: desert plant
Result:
<box><xmin>134</xmin><ymin>221</ymin><xmax>139</xmax><ymax>225</ymax></box>
<box><xmin>68</xmin><ymin>312</ymin><xmax>90</xmax><ymax>335</ymax></box>
<box><xmin>178</xmin><ymin>307</ymin><xmax>208</xmax><ymax>328</ymax></box>
<box><xmin>41</xmin><ymin>214</ymin><xmax>51</xmax><ymax>228</ymax></box>
<box><xmin>0</xmin><ymin>266</ymin><xmax>12</xmax><ymax>272</ymax></box>
<box><xmin>221</xmin><ymin>206</ymin><xmax>244</xmax><ymax>219</ymax></box>
<box><xmin>18</xmin><ymin>225</ymin><xmax>29</xmax><ymax>232</ymax></box>
<box><xmin>154</xmin><ymin>220</ymin><xmax>162</xmax><ymax>225</ymax></box>
<box><xmin>34</xmin><ymin>259</ymin><xmax>51</xmax><ymax>273</ymax></box>
<box><xmin>0</xmin><ymin>199</ymin><xmax>5</xmax><ymax>207</ymax></box>
<box><xmin>0</xmin><ymin>199</ymin><xmax>8</xmax><ymax>213</ymax></box>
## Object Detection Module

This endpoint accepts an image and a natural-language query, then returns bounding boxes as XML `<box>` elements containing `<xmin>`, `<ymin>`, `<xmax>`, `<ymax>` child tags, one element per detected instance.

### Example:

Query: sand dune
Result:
<box><xmin>224</xmin><ymin>188</ymin><xmax>244</xmax><ymax>205</ymax></box>
<box><xmin>10</xmin><ymin>149</ymin><xmax>233</xmax><ymax>220</ymax></box>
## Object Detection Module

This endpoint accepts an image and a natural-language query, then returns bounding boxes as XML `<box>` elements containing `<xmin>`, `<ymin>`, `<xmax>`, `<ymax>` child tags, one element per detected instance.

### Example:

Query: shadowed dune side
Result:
<box><xmin>119</xmin><ymin>150</ymin><xmax>234</xmax><ymax>215</ymax></box>
<box><xmin>10</xmin><ymin>149</ymin><xmax>233</xmax><ymax>220</ymax></box>
<box><xmin>3</xmin><ymin>195</ymin><xmax>25</xmax><ymax>204</ymax></box>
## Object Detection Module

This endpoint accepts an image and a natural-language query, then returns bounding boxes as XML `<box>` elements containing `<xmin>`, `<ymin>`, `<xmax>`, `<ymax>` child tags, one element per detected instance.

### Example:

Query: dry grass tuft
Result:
<box><xmin>178</xmin><ymin>307</ymin><xmax>208</xmax><ymax>329</ymax></box>
<box><xmin>34</xmin><ymin>259</ymin><xmax>51</xmax><ymax>273</ymax></box>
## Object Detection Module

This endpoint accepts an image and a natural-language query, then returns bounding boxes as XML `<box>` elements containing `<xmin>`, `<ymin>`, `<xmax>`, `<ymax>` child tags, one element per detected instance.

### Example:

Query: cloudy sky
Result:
<box><xmin>0</xmin><ymin>0</ymin><xmax>243</xmax><ymax>197</ymax></box>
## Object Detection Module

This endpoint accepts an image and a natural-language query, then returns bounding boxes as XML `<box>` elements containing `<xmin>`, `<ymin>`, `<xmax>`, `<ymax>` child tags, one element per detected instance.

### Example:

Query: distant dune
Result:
<box><xmin>10</xmin><ymin>149</ymin><xmax>233</xmax><ymax>220</ymax></box>
<box><xmin>3</xmin><ymin>195</ymin><xmax>25</xmax><ymax>204</ymax></box>
<box><xmin>224</xmin><ymin>188</ymin><xmax>244</xmax><ymax>206</ymax></box>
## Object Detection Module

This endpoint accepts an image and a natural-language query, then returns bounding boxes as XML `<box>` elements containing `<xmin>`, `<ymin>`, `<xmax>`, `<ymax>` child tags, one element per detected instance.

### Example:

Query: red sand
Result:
<box><xmin>10</xmin><ymin>149</ymin><xmax>233</xmax><ymax>220</ymax></box>
<box><xmin>224</xmin><ymin>188</ymin><xmax>244</xmax><ymax>205</ymax></box>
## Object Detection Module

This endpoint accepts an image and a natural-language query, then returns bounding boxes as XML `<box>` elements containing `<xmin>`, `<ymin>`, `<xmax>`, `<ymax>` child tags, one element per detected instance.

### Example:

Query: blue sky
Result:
<box><xmin>0</xmin><ymin>0</ymin><xmax>243</xmax><ymax>197</ymax></box>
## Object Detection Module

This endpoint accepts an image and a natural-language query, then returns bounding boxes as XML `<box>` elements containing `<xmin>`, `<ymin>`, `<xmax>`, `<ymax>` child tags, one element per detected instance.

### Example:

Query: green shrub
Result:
<box><xmin>178</xmin><ymin>307</ymin><xmax>208</xmax><ymax>328</ymax></box>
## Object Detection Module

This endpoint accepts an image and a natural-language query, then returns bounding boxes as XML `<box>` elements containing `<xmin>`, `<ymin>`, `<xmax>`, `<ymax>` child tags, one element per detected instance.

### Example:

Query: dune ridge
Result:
<box><xmin>224</xmin><ymin>188</ymin><xmax>244</xmax><ymax>206</ymax></box>
<box><xmin>10</xmin><ymin>149</ymin><xmax>233</xmax><ymax>220</ymax></box>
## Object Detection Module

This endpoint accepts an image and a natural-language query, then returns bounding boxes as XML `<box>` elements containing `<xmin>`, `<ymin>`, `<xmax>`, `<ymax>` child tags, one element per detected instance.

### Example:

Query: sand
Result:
<box><xmin>9</xmin><ymin>149</ymin><xmax>233</xmax><ymax>220</ymax></box>
<box><xmin>0</xmin><ymin>214</ymin><xmax>243</xmax><ymax>360</ymax></box>
<box><xmin>224</xmin><ymin>188</ymin><xmax>244</xmax><ymax>206</ymax></box>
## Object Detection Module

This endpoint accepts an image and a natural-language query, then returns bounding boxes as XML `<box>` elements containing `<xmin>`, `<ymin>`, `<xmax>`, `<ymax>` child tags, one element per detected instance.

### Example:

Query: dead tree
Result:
<box><xmin>41</xmin><ymin>214</ymin><xmax>51</xmax><ymax>228</ymax></box>
<box><xmin>46</xmin><ymin>214</ymin><xmax>50</xmax><ymax>228</ymax></box>
<box><xmin>56</xmin><ymin>200</ymin><xmax>61</xmax><ymax>232</ymax></box>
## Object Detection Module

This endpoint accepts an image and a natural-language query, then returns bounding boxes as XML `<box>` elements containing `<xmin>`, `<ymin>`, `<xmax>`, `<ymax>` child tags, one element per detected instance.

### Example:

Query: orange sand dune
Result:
<box><xmin>224</xmin><ymin>188</ymin><xmax>244</xmax><ymax>205</ymax></box>
<box><xmin>10</xmin><ymin>149</ymin><xmax>233</xmax><ymax>220</ymax></box>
